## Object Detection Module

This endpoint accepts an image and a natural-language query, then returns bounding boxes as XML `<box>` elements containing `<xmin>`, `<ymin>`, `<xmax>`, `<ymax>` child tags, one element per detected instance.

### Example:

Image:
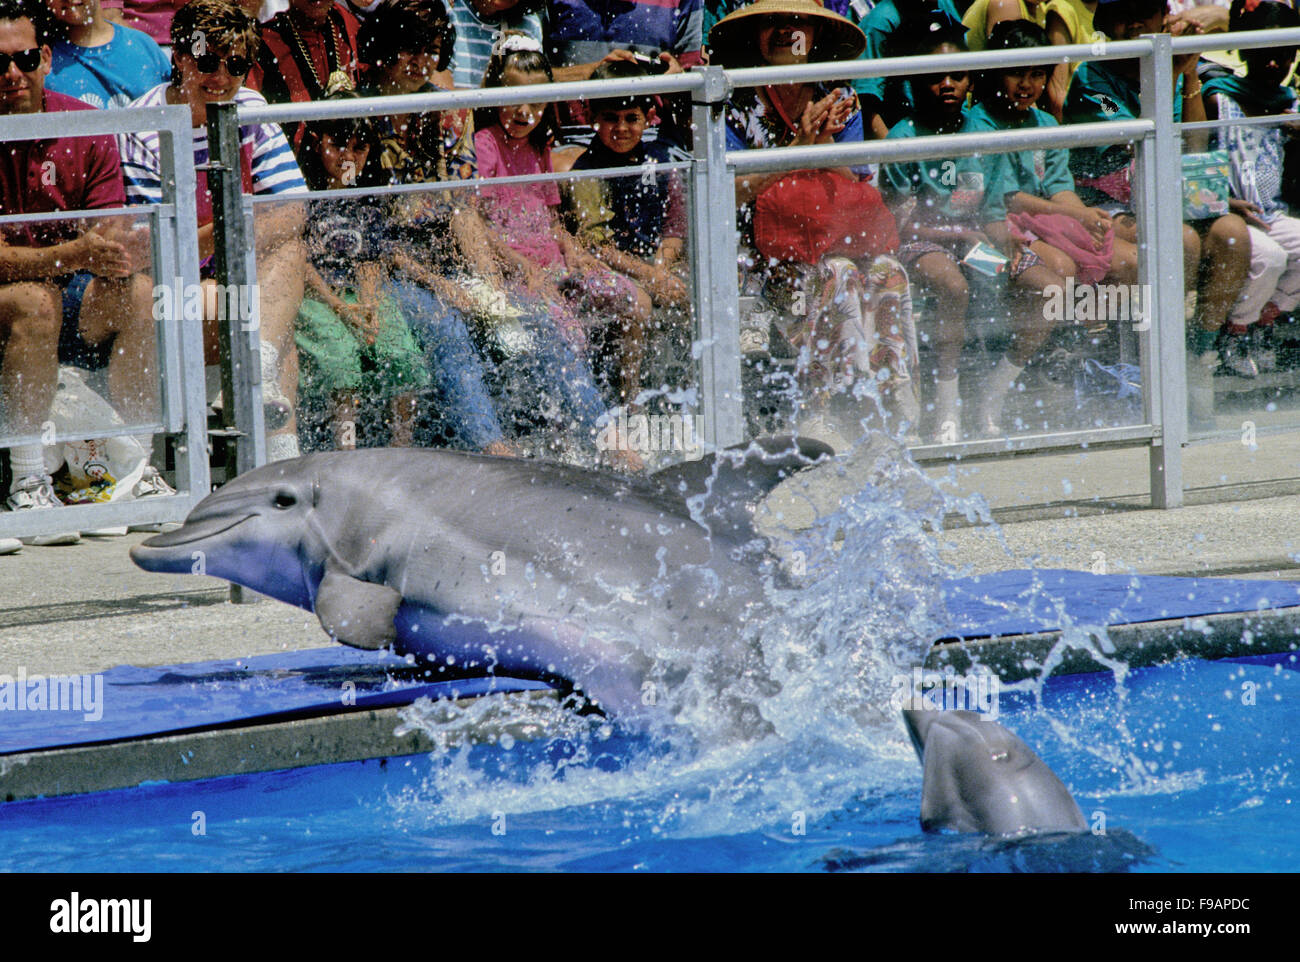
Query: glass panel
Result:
<box><xmin>255</xmin><ymin>162</ymin><xmax>697</xmax><ymax>473</ymax></box>
<box><xmin>1182</xmin><ymin>107</ymin><xmax>1300</xmax><ymax>472</ymax></box>
<box><xmin>0</xmin><ymin>206</ymin><xmax>162</xmax><ymax>489</ymax></box>
<box><xmin>728</xmin><ymin>139</ymin><xmax>1151</xmax><ymax>456</ymax></box>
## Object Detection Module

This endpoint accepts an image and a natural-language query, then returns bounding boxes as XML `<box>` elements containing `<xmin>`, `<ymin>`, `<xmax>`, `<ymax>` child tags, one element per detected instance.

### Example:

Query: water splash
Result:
<box><xmin>391</xmin><ymin>427</ymin><xmax>961</xmax><ymax>836</ymax></box>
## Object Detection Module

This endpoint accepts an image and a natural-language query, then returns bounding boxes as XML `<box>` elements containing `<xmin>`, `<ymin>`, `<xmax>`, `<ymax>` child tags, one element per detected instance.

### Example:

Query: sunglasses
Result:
<box><xmin>0</xmin><ymin>48</ymin><xmax>42</xmax><ymax>73</ymax></box>
<box><xmin>192</xmin><ymin>53</ymin><xmax>252</xmax><ymax>76</ymax></box>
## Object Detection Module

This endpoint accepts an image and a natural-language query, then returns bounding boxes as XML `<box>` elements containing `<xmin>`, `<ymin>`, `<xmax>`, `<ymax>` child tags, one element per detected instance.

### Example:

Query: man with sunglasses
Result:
<box><xmin>0</xmin><ymin>0</ymin><xmax>164</xmax><ymax>543</ymax></box>
<box><xmin>120</xmin><ymin>0</ymin><xmax>309</xmax><ymax>463</ymax></box>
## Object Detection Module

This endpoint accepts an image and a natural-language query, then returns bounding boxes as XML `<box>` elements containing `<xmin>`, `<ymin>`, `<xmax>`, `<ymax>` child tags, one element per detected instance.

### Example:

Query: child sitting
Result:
<box><xmin>882</xmin><ymin>19</ymin><xmax>983</xmax><ymax>440</ymax></box>
<box><xmin>566</xmin><ymin>59</ymin><xmax>692</xmax><ymax>397</ymax></box>
<box><xmin>965</xmin><ymin>20</ymin><xmax>1139</xmax><ymax>436</ymax></box>
<box><xmin>473</xmin><ymin>33</ymin><xmax>654</xmax><ymax>407</ymax></box>
<box><xmin>1203</xmin><ymin>0</ymin><xmax>1300</xmax><ymax>374</ymax></box>
<box><xmin>448</xmin><ymin>0</ymin><xmax>545</xmax><ymax>88</ymax></box>
<box><xmin>295</xmin><ymin>108</ymin><xmax>431</xmax><ymax>449</ymax></box>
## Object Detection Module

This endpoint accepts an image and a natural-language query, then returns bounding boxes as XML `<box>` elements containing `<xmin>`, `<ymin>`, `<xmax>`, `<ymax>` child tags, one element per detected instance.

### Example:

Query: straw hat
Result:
<box><xmin>708</xmin><ymin>0</ymin><xmax>867</xmax><ymax>68</ymax></box>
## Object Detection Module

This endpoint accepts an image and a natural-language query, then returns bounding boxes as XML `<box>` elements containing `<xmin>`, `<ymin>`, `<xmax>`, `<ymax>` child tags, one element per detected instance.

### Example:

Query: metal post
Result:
<box><xmin>156</xmin><ymin>108</ymin><xmax>210</xmax><ymax>513</ymax></box>
<box><xmin>690</xmin><ymin>66</ymin><xmax>744</xmax><ymax>450</ymax></box>
<box><xmin>206</xmin><ymin>101</ymin><xmax>267</xmax><ymax>472</ymax></box>
<box><xmin>1138</xmin><ymin>33</ymin><xmax>1185</xmax><ymax>508</ymax></box>
<box><xmin>207</xmin><ymin>100</ymin><xmax>265</xmax><ymax>603</ymax></box>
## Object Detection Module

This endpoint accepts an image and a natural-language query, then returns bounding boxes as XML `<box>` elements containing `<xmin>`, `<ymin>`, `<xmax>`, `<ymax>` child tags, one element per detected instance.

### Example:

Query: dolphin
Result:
<box><xmin>902</xmin><ymin>709</ymin><xmax>1088</xmax><ymax>836</ymax></box>
<box><xmin>130</xmin><ymin>440</ymin><xmax>830</xmax><ymax>725</ymax></box>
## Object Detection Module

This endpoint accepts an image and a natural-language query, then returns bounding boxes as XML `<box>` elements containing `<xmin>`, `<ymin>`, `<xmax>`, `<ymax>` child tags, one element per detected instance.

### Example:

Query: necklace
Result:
<box><xmin>763</xmin><ymin>85</ymin><xmax>811</xmax><ymax>137</ymax></box>
<box><xmin>284</xmin><ymin>10</ymin><xmax>352</xmax><ymax>97</ymax></box>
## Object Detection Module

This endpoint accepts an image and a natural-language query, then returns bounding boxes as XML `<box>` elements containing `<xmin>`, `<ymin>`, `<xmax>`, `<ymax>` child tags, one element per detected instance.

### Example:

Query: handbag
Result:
<box><xmin>753</xmin><ymin>169</ymin><xmax>899</xmax><ymax>265</ymax></box>
<box><xmin>1181</xmin><ymin>150</ymin><xmax>1232</xmax><ymax>221</ymax></box>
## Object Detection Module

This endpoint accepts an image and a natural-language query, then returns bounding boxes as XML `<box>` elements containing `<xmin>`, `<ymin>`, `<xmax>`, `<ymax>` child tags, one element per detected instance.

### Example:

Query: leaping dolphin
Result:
<box><xmin>130</xmin><ymin>441</ymin><xmax>831</xmax><ymax>725</ymax></box>
<box><xmin>902</xmin><ymin>709</ymin><xmax>1088</xmax><ymax>836</ymax></box>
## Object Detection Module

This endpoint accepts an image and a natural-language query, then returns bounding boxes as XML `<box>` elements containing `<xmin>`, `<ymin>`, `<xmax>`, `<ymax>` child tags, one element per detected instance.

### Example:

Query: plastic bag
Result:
<box><xmin>42</xmin><ymin>367</ymin><xmax>147</xmax><ymax>503</ymax></box>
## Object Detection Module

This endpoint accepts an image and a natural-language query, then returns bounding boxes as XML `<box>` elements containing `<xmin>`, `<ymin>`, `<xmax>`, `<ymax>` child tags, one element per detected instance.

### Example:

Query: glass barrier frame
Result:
<box><xmin>209</xmin><ymin>27</ymin><xmax>1300</xmax><ymax>511</ymax></box>
<box><xmin>0</xmin><ymin>103</ymin><xmax>209</xmax><ymax>541</ymax></box>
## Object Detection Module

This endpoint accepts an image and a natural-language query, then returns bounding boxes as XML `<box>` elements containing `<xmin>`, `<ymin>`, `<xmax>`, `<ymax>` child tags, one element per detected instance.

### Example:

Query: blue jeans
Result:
<box><xmin>390</xmin><ymin>278</ymin><xmax>506</xmax><ymax>450</ymax></box>
<box><xmin>485</xmin><ymin>294</ymin><xmax>609</xmax><ymax>437</ymax></box>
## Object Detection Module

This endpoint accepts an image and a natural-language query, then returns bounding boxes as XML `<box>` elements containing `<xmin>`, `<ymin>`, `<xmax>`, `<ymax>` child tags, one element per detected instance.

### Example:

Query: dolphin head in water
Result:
<box><xmin>903</xmin><ymin>708</ymin><xmax>1088</xmax><ymax>836</ymax></box>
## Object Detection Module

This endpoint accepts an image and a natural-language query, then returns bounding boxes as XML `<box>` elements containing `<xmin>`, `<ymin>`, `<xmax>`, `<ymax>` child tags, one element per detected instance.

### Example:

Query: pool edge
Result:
<box><xmin>4</xmin><ymin>608</ymin><xmax>1297</xmax><ymax>805</ymax></box>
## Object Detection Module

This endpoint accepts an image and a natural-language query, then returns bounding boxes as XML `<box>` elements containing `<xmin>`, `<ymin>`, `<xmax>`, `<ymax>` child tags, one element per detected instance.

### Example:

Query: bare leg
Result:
<box><xmin>388</xmin><ymin>392</ymin><xmax>416</xmax><ymax>447</ymax></box>
<box><xmin>617</xmin><ymin>287</ymin><xmax>653</xmax><ymax>407</ymax></box>
<box><xmin>1196</xmin><ymin>214</ymin><xmax>1250</xmax><ymax>334</ymax></box>
<box><xmin>0</xmin><ymin>282</ymin><xmax>60</xmax><ymax>438</ymax></box>
<box><xmin>255</xmin><ymin>235</ymin><xmax>306</xmax><ymax>442</ymax></box>
<box><xmin>913</xmin><ymin>251</ymin><xmax>968</xmax><ymax>381</ymax></box>
<box><xmin>79</xmin><ymin>274</ymin><xmax>159</xmax><ymax>425</ymax></box>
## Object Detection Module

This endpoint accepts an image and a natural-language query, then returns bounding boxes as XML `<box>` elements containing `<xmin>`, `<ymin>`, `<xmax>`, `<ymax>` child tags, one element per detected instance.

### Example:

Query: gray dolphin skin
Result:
<box><xmin>902</xmin><ymin>709</ymin><xmax>1088</xmax><ymax>836</ymax></box>
<box><xmin>130</xmin><ymin>441</ymin><xmax>830</xmax><ymax>722</ymax></box>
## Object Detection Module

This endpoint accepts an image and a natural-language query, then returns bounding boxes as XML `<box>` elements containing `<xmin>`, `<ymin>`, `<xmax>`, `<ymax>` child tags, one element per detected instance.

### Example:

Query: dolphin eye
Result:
<box><xmin>273</xmin><ymin>491</ymin><xmax>297</xmax><ymax>509</ymax></box>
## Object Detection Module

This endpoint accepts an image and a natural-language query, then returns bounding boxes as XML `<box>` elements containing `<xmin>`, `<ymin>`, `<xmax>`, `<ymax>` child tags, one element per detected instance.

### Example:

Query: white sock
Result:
<box><xmin>260</xmin><ymin>341</ymin><xmax>280</xmax><ymax>384</ymax></box>
<box><xmin>990</xmin><ymin>356</ymin><xmax>1025</xmax><ymax>395</ymax></box>
<box><xmin>934</xmin><ymin>375</ymin><xmax>961</xmax><ymax>439</ymax></box>
<box><xmin>266</xmin><ymin>433</ymin><xmax>299</xmax><ymax>462</ymax></box>
<box><xmin>9</xmin><ymin>445</ymin><xmax>46</xmax><ymax>487</ymax></box>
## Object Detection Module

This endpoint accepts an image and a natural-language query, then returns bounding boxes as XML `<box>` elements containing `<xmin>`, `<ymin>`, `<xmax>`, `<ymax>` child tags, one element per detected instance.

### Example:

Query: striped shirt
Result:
<box><xmin>449</xmin><ymin>0</ymin><xmax>544</xmax><ymax>89</ymax></box>
<box><xmin>118</xmin><ymin>84</ymin><xmax>307</xmax><ymax>226</ymax></box>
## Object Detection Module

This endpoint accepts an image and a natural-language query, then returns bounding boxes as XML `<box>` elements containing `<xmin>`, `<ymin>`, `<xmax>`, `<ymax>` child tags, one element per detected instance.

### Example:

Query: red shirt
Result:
<box><xmin>250</xmin><ymin>5</ymin><xmax>363</xmax><ymax>106</ymax></box>
<box><xmin>0</xmin><ymin>90</ymin><xmax>126</xmax><ymax>248</ymax></box>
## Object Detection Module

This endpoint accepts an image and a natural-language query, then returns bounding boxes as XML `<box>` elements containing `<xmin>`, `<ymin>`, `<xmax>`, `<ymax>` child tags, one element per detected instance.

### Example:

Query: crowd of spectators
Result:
<box><xmin>1</xmin><ymin>0</ymin><xmax>1299</xmax><ymax>550</ymax></box>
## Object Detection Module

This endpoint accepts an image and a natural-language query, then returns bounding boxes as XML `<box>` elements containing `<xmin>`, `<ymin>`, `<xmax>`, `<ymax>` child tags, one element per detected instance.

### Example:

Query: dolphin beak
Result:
<box><xmin>129</xmin><ymin>514</ymin><xmax>251</xmax><ymax>572</ymax></box>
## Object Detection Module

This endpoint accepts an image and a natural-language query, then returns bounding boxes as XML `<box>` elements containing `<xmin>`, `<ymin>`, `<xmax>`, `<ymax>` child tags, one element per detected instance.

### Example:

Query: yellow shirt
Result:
<box><xmin>1043</xmin><ymin>0</ymin><xmax>1100</xmax><ymax>77</ymax></box>
<box><xmin>962</xmin><ymin>0</ymin><xmax>1048</xmax><ymax>52</ymax></box>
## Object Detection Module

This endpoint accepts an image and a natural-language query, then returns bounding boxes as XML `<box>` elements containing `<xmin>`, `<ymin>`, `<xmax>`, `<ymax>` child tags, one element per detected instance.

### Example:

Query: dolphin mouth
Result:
<box><xmin>129</xmin><ymin>514</ymin><xmax>253</xmax><ymax>572</ymax></box>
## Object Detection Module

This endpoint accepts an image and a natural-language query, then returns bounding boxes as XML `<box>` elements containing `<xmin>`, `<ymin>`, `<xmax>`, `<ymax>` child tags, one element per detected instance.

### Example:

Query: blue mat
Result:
<box><xmin>4</xmin><ymin>570</ymin><xmax>1299</xmax><ymax>756</ymax></box>
<box><xmin>0</xmin><ymin>647</ymin><xmax>553</xmax><ymax>755</ymax></box>
<box><xmin>939</xmin><ymin>569</ymin><xmax>1300</xmax><ymax>640</ymax></box>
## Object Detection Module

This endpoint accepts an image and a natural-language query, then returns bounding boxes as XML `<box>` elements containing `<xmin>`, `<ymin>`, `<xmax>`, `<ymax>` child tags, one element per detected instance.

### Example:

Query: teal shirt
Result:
<box><xmin>852</xmin><ymin>0</ymin><xmax>965</xmax><ymax>102</ymax></box>
<box><xmin>965</xmin><ymin>101</ymin><xmax>1075</xmax><ymax>222</ymax></box>
<box><xmin>1063</xmin><ymin>58</ymin><xmax>1183</xmax><ymax>204</ymax></box>
<box><xmin>882</xmin><ymin>112</ymin><xmax>986</xmax><ymax>225</ymax></box>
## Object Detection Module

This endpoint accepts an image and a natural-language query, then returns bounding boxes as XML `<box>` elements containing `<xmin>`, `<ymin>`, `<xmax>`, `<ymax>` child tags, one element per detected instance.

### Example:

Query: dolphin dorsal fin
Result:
<box><xmin>650</xmin><ymin>436</ymin><xmax>833</xmax><ymax>542</ymax></box>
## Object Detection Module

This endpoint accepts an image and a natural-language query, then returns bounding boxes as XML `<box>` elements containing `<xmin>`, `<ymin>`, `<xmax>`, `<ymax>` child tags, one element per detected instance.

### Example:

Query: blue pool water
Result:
<box><xmin>0</xmin><ymin>650</ymin><xmax>1293</xmax><ymax>872</ymax></box>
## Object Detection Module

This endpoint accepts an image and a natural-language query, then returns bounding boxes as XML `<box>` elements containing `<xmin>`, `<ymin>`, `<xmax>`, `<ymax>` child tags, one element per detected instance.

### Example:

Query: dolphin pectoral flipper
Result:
<box><xmin>315</xmin><ymin>570</ymin><xmax>403</xmax><ymax>649</ymax></box>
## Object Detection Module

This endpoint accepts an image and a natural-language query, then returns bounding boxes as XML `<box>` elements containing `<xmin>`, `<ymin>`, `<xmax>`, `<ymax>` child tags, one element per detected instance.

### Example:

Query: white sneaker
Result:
<box><xmin>5</xmin><ymin>475</ymin><xmax>79</xmax><ymax>546</ymax></box>
<box><xmin>133</xmin><ymin>465</ymin><xmax>176</xmax><ymax>499</ymax></box>
<box><xmin>127</xmin><ymin>466</ymin><xmax>181</xmax><ymax>533</ymax></box>
<box><xmin>0</xmin><ymin>538</ymin><xmax>20</xmax><ymax>555</ymax></box>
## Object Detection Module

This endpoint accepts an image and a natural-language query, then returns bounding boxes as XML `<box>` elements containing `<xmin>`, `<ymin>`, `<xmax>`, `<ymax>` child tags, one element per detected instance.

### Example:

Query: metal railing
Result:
<box><xmin>5</xmin><ymin>27</ymin><xmax>1300</xmax><ymax>541</ymax></box>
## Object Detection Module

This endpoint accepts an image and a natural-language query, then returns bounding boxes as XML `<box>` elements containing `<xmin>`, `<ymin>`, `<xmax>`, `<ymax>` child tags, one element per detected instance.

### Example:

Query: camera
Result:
<box><xmin>633</xmin><ymin>52</ymin><xmax>671</xmax><ymax>75</ymax></box>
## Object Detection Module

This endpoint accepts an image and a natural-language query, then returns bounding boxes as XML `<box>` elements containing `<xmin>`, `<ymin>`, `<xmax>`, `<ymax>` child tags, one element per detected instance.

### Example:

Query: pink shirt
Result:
<box><xmin>473</xmin><ymin>124</ymin><xmax>564</xmax><ymax>269</ymax></box>
<box><xmin>112</xmin><ymin>0</ymin><xmax>183</xmax><ymax>47</ymax></box>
